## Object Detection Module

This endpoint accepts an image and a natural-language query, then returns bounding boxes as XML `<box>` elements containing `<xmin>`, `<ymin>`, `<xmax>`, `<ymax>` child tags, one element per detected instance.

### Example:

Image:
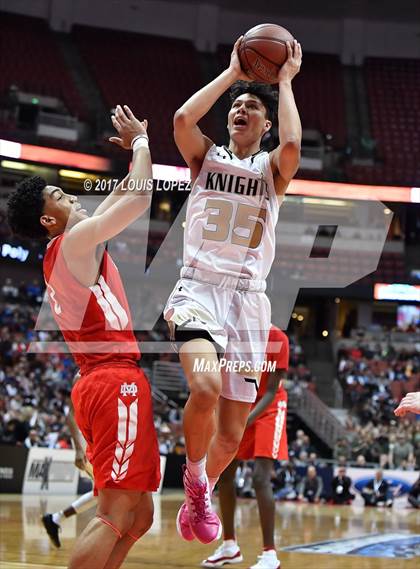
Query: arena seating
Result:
<box><xmin>0</xmin><ymin>12</ymin><xmax>87</xmax><ymax>121</ymax></box>
<box><xmin>336</xmin><ymin>337</ymin><xmax>419</xmax><ymax>469</ymax></box>
<box><xmin>73</xmin><ymin>25</ymin><xmax>212</xmax><ymax>165</ymax></box>
<box><xmin>347</xmin><ymin>57</ymin><xmax>420</xmax><ymax>186</ymax></box>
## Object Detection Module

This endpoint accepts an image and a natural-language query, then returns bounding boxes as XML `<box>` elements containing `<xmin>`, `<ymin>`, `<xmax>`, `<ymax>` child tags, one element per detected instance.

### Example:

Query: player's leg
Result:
<box><xmin>103</xmin><ymin>492</ymin><xmax>154</xmax><ymax>569</ymax></box>
<box><xmin>42</xmin><ymin>490</ymin><xmax>96</xmax><ymax>548</ymax></box>
<box><xmin>179</xmin><ymin>338</ymin><xmax>221</xmax><ymax>464</ymax></box>
<box><xmin>253</xmin><ymin>458</ymin><xmax>276</xmax><ymax>550</ymax></box>
<box><xmin>202</xmin><ymin>459</ymin><xmax>244</xmax><ymax>568</ymax></box>
<box><xmin>207</xmin><ymin>397</ymin><xmax>251</xmax><ymax>483</ymax></box>
<box><xmin>176</xmin><ymin>338</ymin><xmax>224</xmax><ymax>544</ymax></box>
<box><xmin>251</xmin><ymin>458</ymin><xmax>280</xmax><ymax>569</ymax></box>
<box><xmin>68</xmin><ymin>488</ymin><xmax>143</xmax><ymax>569</ymax></box>
<box><xmin>218</xmin><ymin>459</ymin><xmax>239</xmax><ymax>540</ymax></box>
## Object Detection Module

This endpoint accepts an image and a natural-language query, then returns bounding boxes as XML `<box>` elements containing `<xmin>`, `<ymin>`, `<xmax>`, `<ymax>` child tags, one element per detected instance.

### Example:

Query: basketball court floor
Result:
<box><xmin>1</xmin><ymin>492</ymin><xmax>419</xmax><ymax>568</ymax></box>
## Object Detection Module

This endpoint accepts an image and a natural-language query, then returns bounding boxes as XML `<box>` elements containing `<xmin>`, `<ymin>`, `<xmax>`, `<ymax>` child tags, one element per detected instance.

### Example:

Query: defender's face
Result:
<box><xmin>227</xmin><ymin>93</ymin><xmax>271</xmax><ymax>145</ymax></box>
<box><xmin>41</xmin><ymin>186</ymin><xmax>88</xmax><ymax>234</ymax></box>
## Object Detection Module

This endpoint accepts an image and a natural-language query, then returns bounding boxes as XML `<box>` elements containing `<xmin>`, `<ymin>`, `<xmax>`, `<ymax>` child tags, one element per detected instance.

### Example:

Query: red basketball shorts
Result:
<box><xmin>236</xmin><ymin>399</ymin><xmax>288</xmax><ymax>461</ymax></box>
<box><xmin>72</xmin><ymin>364</ymin><xmax>161</xmax><ymax>494</ymax></box>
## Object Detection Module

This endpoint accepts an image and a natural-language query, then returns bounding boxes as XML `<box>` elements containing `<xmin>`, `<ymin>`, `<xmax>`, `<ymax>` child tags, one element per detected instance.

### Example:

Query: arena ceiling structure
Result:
<box><xmin>168</xmin><ymin>0</ymin><xmax>420</xmax><ymax>22</ymax></box>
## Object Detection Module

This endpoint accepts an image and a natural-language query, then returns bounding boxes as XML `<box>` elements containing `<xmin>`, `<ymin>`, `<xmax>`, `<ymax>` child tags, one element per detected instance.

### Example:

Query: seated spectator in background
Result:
<box><xmin>298</xmin><ymin>465</ymin><xmax>323</xmax><ymax>503</ymax></box>
<box><xmin>308</xmin><ymin>452</ymin><xmax>319</xmax><ymax>466</ymax></box>
<box><xmin>274</xmin><ymin>461</ymin><xmax>299</xmax><ymax>501</ymax></box>
<box><xmin>24</xmin><ymin>429</ymin><xmax>42</xmax><ymax>448</ymax></box>
<box><xmin>295</xmin><ymin>450</ymin><xmax>309</xmax><ymax>466</ymax></box>
<box><xmin>236</xmin><ymin>461</ymin><xmax>254</xmax><ymax>498</ymax></box>
<box><xmin>333</xmin><ymin>438</ymin><xmax>351</xmax><ymax>462</ymax></box>
<box><xmin>407</xmin><ymin>476</ymin><xmax>420</xmax><ymax>509</ymax></box>
<box><xmin>355</xmin><ymin>454</ymin><xmax>367</xmax><ymax>468</ymax></box>
<box><xmin>173</xmin><ymin>438</ymin><xmax>186</xmax><ymax>455</ymax></box>
<box><xmin>391</xmin><ymin>432</ymin><xmax>415</xmax><ymax>469</ymax></box>
<box><xmin>361</xmin><ymin>470</ymin><xmax>393</xmax><ymax>507</ymax></box>
<box><xmin>331</xmin><ymin>467</ymin><xmax>355</xmax><ymax>505</ymax></box>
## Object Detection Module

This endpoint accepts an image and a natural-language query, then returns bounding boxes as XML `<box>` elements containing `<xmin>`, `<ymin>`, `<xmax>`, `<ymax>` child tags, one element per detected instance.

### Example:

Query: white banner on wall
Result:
<box><xmin>23</xmin><ymin>448</ymin><xmax>79</xmax><ymax>495</ymax></box>
<box><xmin>335</xmin><ymin>467</ymin><xmax>417</xmax><ymax>506</ymax></box>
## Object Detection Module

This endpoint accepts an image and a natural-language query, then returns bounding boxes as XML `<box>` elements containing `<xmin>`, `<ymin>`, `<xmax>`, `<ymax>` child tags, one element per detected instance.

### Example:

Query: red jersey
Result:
<box><xmin>43</xmin><ymin>235</ymin><xmax>139</xmax><ymax>374</ymax></box>
<box><xmin>255</xmin><ymin>325</ymin><xmax>289</xmax><ymax>404</ymax></box>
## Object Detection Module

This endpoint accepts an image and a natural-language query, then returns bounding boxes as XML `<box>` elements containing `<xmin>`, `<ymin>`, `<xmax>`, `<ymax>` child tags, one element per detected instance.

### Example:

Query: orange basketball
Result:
<box><xmin>238</xmin><ymin>23</ymin><xmax>295</xmax><ymax>84</ymax></box>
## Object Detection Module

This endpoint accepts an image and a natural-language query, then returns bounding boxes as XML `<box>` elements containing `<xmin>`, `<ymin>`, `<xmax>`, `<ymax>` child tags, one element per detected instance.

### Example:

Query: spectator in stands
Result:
<box><xmin>24</xmin><ymin>428</ymin><xmax>42</xmax><ymax>448</ymax></box>
<box><xmin>298</xmin><ymin>465</ymin><xmax>323</xmax><ymax>503</ymax></box>
<box><xmin>2</xmin><ymin>278</ymin><xmax>19</xmax><ymax>300</ymax></box>
<box><xmin>390</xmin><ymin>432</ymin><xmax>414</xmax><ymax>469</ymax></box>
<box><xmin>361</xmin><ymin>470</ymin><xmax>393</xmax><ymax>507</ymax></box>
<box><xmin>331</xmin><ymin>467</ymin><xmax>355</xmax><ymax>505</ymax></box>
<box><xmin>407</xmin><ymin>476</ymin><xmax>420</xmax><ymax>509</ymax></box>
<box><xmin>333</xmin><ymin>438</ymin><xmax>351</xmax><ymax>462</ymax></box>
<box><xmin>274</xmin><ymin>462</ymin><xmax>299</xmax><ymax>501</ymax></box>
<box><xmin>296</xmin><ymin>450</ymin><xmax>309</xmax><ymax>466</ymax></box>
<box><xmin>355</xmin><ymin>455</ymin><xmax>367</xmax><ymax>468</ymax></box>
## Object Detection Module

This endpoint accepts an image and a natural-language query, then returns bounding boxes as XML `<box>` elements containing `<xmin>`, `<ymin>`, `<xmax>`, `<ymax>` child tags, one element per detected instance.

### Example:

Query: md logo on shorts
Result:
<box><xmin>354</xmin><ymin>477</ymin><xmax>411</xmax><ymax>497</ymax></box>
<box><xmin>120</xmin><ymin>382</ymin><xmax>138</xmax><ymax>397</ymax></box>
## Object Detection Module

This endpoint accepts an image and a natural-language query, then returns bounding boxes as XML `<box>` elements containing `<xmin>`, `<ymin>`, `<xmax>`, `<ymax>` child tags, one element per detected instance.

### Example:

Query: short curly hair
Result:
<box><xmin>6</xmin><ymin>176</ymin><xmax>48</xmax><ymax>239</ymax></box>
<box><xmin>229</xmin><ymin>81</ymin><xmax>278</xmax><ymax>126</ymax></box>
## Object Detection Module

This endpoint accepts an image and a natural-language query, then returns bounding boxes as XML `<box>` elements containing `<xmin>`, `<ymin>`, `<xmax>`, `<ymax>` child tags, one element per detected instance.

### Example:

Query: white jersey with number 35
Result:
<box><xmin>183</xmin><ymin>145</ymin><xmax>280</xmax><ymax>281</ymax></box>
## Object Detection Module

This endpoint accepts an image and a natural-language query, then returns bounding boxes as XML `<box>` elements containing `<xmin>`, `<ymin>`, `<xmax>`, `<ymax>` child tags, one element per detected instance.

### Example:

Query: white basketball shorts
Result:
<box><xmin>164</xmin><ymin>268</ymin><xmax>271</xmax><ymax>403</ymax></box>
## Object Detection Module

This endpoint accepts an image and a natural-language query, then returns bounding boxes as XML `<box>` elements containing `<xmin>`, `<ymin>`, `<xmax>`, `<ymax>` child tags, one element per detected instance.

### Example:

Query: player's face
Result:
<box><xmin>40</xmin><ymin>186</ymin><xmax>88</xmax><ymax>235</ymax></box>
<box><xmin>227</xmin><ymin>94</ymin><xmax>271</xmax><ymax>146</ymax></box>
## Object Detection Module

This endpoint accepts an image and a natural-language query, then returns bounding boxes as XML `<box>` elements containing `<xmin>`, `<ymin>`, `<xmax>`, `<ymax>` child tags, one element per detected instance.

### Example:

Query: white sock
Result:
<box><xmin>72</xmin><ymin>490</ymin><xmax>95</xmax><ymax>514</ymax></box>
<box><xmin>186</xmin><ymin>456</ymin><xmax>207</xmax><ymax>481</ymax></box>
<box><xmin>224</xmin><ymin>539</ymin><xmax>238</xmax><ymax>549</ymax></box>
<box><xmin>52</xmin><ymin>511</ymin><xmax>63</xmax><ymax>525</ymax></box>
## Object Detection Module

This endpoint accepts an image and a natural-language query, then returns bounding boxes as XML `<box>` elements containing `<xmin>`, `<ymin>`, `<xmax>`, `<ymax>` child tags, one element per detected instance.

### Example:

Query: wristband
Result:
<box><xmin>131</xmin><ymin>134</ymin><xmax>149</xmax><ymax>148</ymax></box>
<box><xmin>132</xmin><ymin>137</ymin><xmax>149</xmax><ymax>152</ymax></box>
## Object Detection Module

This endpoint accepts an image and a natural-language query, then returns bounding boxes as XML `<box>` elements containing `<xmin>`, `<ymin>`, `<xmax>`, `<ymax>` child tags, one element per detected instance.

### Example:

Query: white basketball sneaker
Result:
<box><xmin>249</xmin><ymin>550</ymin><xmax>281</xmax><ymax>569</ymax></box>
<box><xmin>201</xmin><ymin>540</ymin><xmax>243</xmax><ymax>567</ymax></box>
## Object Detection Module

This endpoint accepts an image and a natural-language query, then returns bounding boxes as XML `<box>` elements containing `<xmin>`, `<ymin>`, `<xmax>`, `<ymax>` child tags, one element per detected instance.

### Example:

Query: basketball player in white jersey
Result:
<box><xmin>164</xmin><ymin>37</ymin><xmax>302</xmax><ymax>546</ymax></box>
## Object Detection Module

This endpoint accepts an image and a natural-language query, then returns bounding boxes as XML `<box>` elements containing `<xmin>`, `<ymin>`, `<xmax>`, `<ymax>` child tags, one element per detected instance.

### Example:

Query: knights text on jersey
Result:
<box><xmin>43</xmin><ymin>234</ymin><xmax>139</xmax><ymax>374</ymax></box>
<box><xmin>183</xmin><ymin>145</ymin><xmax>280</xmax><ymax>281</ymax></box>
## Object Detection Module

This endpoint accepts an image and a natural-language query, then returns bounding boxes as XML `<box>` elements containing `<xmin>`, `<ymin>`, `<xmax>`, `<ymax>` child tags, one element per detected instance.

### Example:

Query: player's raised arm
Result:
<box><xmin>63</xmin><ymin>105</ymin><xmax>153</xmax><ymax>255</ymax></box>
<box><xmin>269</xmin><ymin>40</ymin><xmax>302</xmax><ymax>197</ymax></box>
<box><xmin>174</xmin><ymin>37</ymin><xmax>251</xmax><ymax>178</ymax></box>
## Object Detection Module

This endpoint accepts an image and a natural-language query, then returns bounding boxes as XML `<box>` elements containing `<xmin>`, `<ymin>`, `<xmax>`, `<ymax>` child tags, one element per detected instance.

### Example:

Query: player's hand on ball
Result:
<box><xmin>394</xmin><ymin>392</ymin><xmax>420</xmax><ymax>416</ymax></box>
<box><xmin>229</xmin><ymin>36</ymin><xmax>253</xmax><ymax>81</ymax></box>
<box><xmin>109</xmin><ymin>104</ymin><xmax>148</xmax><ymax>149</ymax></box>
<box><xmin>278</xmin><ymin>39</ymin><xmax>302</xmax><ymax>83</ymax></box>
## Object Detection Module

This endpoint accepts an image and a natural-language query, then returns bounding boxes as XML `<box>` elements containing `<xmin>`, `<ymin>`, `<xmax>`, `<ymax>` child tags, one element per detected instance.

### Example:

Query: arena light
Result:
<box><xmin>374</xmin><ymin>283</ymin><xmax>420</xmax><ymax>302</ymax></box>
<box><xmin>1</xmin><ymin>160</ymin><xmax>30</xmax><ymax>171</ymax></box>
<box><xmin>21</xmin><ymin>144</ymin><xmax>111</xmax><ymax>172</ymax></box>
<box><xmin>59</xmin><ymin>169</ymin><xmax>91</xmax><ymax>179</ymax></box>
<box><xmin>0</xmin><ymin>138</ymin><xmax>111</xmax><ymax>172</ymax></box>
<box><xmin>302</xmin><ymin>197</ymin><xmax>348</xmax><ymax>207</ymax></box>
<box><xmin>0</xmin><ymin>139</ymin><xmax>21</xmax><ymax>159</ymax></box>
<box><xmin>289</xmin><ymin>179</ymin><xmax>412</xmax><ymax>203</ymax></box>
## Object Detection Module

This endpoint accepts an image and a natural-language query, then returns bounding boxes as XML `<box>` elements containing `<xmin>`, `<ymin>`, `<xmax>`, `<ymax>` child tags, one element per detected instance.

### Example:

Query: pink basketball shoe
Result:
<box><xmin>176</xmin><ymin>502</ymin><xmax>195</xmax><ymax>541</ymax></box>
<box><xmin>182</xmin><ymin>466</ymin><xmax>222</xmax><ymax>544</ymax></box>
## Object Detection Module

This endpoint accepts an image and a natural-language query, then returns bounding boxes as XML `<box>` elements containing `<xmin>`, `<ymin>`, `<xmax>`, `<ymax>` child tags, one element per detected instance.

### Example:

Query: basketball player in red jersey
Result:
<box><xmin>7</xmin><ymin>105</ymin><xmax>160</xmax><ymax>569</ymax></box>
<box><xmin>202</xmin><ymin>326</ymin><xmax>288</xmax><ymax>569</ymax></box>
<box><xmin>165</xmin><ymin>37</ymin><xmax>301</xmax><ymax>543</ymax></box>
